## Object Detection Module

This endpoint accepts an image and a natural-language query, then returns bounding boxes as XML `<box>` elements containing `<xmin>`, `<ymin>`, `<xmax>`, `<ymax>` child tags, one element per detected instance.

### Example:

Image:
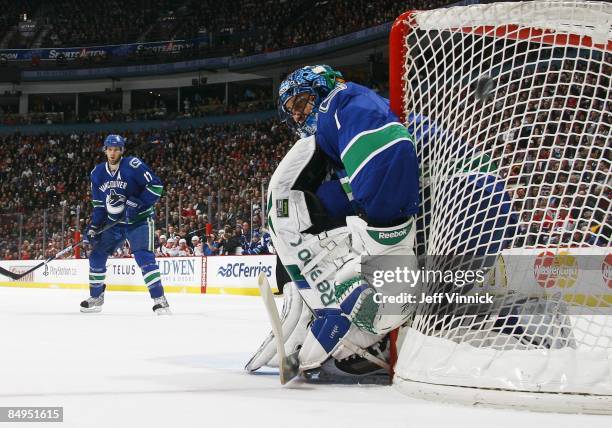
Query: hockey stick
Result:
<box><xmin>257</xmin><ymin>272</ymin><xmax>300</xmax><ymax>385</ymax></box>
<box><xmin>340</xmin><ymin>339</ymin><xmax>391</xmax><ymax>374</ymax></box>
<box><xmin>0</xmin><ymin>219</ymin><xmax>122</xmax><ymax>281</ymax></box>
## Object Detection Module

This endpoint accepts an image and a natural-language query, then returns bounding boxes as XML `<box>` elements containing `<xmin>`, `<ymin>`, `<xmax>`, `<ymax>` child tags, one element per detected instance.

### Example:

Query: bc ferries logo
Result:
<box><xmin>106</xmin><ymin>189</ymin><xmax>126</xmax><ymax>215</ymax></box>
<box><xmin>217</xmin><ymin>262</ymin><xmax>272</xmax><ymax>278</ymax></box>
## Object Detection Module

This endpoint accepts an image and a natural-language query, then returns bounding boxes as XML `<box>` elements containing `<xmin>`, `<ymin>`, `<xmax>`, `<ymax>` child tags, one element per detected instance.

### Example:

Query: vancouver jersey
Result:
<box><xmin>315</xmin><ymin>82</ymin><xmax>419</xmax><ymax>225</ymax></box>
<box><xmin>90</xmin><ymin>156</ymin><xmax>164</xmax><ymax>226</ymax></box>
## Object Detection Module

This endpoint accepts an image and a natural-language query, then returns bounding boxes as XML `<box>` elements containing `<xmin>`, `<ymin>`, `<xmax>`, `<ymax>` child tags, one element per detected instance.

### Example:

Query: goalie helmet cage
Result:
<box><xmin>388</xmin><ymin>0</ymin><xmax>611</xmax><ymax>414</ymax></box>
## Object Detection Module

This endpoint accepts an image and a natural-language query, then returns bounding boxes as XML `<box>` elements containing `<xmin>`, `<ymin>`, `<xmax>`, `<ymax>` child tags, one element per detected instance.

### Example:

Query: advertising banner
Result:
<box><xmin>0</xmin><ymin>257</ymin><xmax>203</xmax><ymax>293</ymax></box>
<box><xmin>0</xmin><ymin>255</ymin><xmax>276</xmax><ymax>295</ymax></box>
<box><xmin>104</xmin><ymin>257</ymin><xmax>203</xmax><ymax>293</ymax></box>
<box><xmin>0</xmin><ymin>36</ymin><xmax>209</xmax><ymax>61</ymax></box>
<box><xmin>205</xmin><ymin>255</ymin><xmax>277</xmax><ymax>295</ymax></box>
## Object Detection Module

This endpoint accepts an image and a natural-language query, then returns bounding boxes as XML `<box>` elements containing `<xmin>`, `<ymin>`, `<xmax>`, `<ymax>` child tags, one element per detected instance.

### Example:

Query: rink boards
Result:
<box><xmin>0</xmin><ymin>255</ymin><xmax>278</xmax><ymax>295</ymax></box>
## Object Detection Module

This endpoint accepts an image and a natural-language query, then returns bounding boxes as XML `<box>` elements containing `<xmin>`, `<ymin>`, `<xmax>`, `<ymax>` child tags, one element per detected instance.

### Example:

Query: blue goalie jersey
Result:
<box><xmin>90</xmin><ymin>156</ymin><xmax>163</xmax><ymax>226</ymax></box>
<box><xmin>314</xmin><ymin>82</ymin><xmax>419</xmax><ymax>225</ymax></box>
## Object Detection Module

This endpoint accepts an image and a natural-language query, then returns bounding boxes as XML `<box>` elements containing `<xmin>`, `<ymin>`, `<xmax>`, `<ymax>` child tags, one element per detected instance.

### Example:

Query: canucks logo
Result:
<box><xmin>106</xmin><ymin>189</ymin><xmax>126</xmax><ymax>215</ymax></box>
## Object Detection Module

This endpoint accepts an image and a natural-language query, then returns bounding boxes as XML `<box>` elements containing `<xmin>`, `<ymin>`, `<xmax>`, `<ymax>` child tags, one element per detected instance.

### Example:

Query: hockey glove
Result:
<box><xmin>84</xmin><ymin>224</ymin><xmax>102</xmax><ymax>247</ymax></box>
<box><xmin>124</xmin><ymin>197</ymin><xmax>144</xmax><ymax>223</ymax></box>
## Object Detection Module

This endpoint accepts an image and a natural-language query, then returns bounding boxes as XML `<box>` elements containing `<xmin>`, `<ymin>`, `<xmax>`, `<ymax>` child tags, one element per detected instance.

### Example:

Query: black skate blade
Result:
<box><xmin>280</xmin><ymin>351</ymin><xmax>300</xmax><ymax>385</ymax></box>
<box><xmin>302</xmin><ymin>368</ymin><xmax>391</xmax><ymax>385</ymax></box>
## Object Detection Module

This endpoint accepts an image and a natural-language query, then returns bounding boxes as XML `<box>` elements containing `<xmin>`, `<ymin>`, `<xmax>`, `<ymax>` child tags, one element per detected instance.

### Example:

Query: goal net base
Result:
<box><xmin>395</xmin><ymin>378</ymin><xmax>612</xmax><ymax>415</ymax></box>
<box><xmin>393</xmin><ymin>327</ymin><xmax>612</xmax><ymax>414</ymax></box>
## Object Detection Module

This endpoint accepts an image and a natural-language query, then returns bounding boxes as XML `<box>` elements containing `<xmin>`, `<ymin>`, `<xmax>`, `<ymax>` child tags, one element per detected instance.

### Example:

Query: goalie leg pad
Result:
<box><xmin>333</xmin><ymin>216</ymin><xmax>419</xmax><ymax>334</ymax></box>
<box><xmin>299</xmin><ymin>308</ymin><xmax>351</xmax><ymax>370</ymax></box>
<box><xmin>298</xmin><ymin>307</ymin><xmax>385</xmax><ymax>370</ymax></box>
<box><xmin>245</xmin><ymin>282</ymin><xmax>312</xmax><ymax>372</ymax></box>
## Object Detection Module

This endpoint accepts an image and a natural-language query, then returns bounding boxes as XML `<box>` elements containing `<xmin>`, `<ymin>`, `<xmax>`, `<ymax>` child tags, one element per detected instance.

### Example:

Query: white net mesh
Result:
<box><xmin>391</xmin><ymin>0</ymin><xmax>611</xmax><ymax>410</ymax></box>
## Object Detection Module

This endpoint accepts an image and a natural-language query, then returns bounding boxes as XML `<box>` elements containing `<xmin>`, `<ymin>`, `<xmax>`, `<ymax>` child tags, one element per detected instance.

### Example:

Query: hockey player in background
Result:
<box><xmin>246</xmin><ymin>65</ymin><xmax>420</xmax><ymax>380</ymax></box>
<box><xmin>81</xmin><ymin>134</ymin><xmax>170</xmax><ymax>315</ymax></box>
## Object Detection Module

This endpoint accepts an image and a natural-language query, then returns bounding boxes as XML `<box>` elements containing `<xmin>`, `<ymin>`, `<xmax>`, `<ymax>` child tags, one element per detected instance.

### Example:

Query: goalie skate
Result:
<box><xmin>302</xmin><ymin>338</ymin><xmax>391</xmax><ymax>385</ymax></box>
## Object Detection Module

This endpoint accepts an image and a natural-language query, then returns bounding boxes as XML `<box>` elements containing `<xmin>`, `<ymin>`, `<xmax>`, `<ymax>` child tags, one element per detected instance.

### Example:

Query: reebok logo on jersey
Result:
<box><xmin>378</xmin><ymin>229</ymin><xmax>407</xmax><ymax>239</ymax></box>
<box><xmin>367</xmin><ymin>222</ymin><xmax>413</xmax><ymax>246</ymax></box>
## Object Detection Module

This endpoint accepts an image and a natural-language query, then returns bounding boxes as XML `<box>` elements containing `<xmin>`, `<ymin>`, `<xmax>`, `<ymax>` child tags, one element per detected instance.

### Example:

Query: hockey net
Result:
<box><xmin>389</xmin><ymin>0</ymin><xmax>611</xmax><ymax>413</ymax></box>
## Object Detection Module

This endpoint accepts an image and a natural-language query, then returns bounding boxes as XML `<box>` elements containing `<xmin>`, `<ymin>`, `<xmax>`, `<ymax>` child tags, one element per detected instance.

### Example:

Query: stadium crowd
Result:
<box><xmin>464</xmin><ymin>57</ymin><xmax>611</xmax><ymax>247</ymax></box>
<box><xmin>42</xmin><ymin>0</ymin><xmax>169</xmax><ymax>48</ymax></box>
<box><xmin>4</xmin><ymin>0</ymin><xmax>459</xmax><ymax>55</ymax></box>
<box><xmin>0</xmin><ymin>119</ymin><xmax>293</xmax><ymax>260</ymax></box>
<box><xmin>0</xmin><ymin>44</ymin><xmax>609</xmax><ymax>261</ymax></box>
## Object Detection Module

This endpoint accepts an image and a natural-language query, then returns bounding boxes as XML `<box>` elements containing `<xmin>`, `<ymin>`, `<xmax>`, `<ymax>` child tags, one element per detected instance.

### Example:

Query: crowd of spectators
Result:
<box><xmin>0</xmin><ymin>44</ymin><xmax>610</xmax><ymax>260</ymax></box>
<box><xmin>2</xmin><ymin>0</ymin><xmax>461</xmax><ymax>61</ymax></box>
<box><xmin>0</xmin><ymin>0</ymin><xmax>42</xmax><ymax>44</ymax></box>
<box><xmin>0</xmin><ymin>119</ymin><xmax>293</xmax><ymax>260</ymax></box>
<box><xmin>420</xmin><ymin>53</ymin><xmax>611</xmax><ymax>248</ymax></box>
<box><xmin>42</xmin><ymin>0</ymin><xmax>166</xmax><ymax>47</ymax></box>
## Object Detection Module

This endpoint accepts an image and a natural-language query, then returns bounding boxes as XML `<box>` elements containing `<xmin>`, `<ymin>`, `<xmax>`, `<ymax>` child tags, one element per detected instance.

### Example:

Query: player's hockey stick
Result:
<box><xmin>0</xmin><ymin>219</ymin><xmax>122</xmax><ymax>281</ymax></box>
<box><xmin>257</xmin><ymin>272</ymin><xmax>300</xmax><ymax>385</ymax></box>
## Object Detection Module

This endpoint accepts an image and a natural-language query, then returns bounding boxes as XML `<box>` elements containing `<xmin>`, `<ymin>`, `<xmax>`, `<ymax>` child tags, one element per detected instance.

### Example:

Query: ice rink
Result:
<box><xmin>0</xmin><ymin>287</ymin><xmax>609</xmax><ymax>428</ymax></box>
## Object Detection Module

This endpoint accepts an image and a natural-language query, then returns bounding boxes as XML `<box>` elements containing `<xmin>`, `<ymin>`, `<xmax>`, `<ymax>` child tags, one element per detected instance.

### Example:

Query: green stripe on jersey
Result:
<box><xmin>144</xmin><ymin>272</ymin><xmax>161</xmax><ymax>286</ymax></box>
<box><xmin>341</xmin><ymin>123</ymin><xmax>413</xmax><ymax>181</ymax></box>
<box><xmin>143</xmin><ymin>270</ymin><xmax>160</xmax><ymax>283</ymax></box>
<box><xmin>454</xmin><ymin>153</ymin><xmax>498</xmax><ymax>174</ymax></box>
<box><xmin>146</xmin><ymin>184</ymin><xmax>164</xmax><ymax>196</ymax></box>
<box><xmin>267</xmin><ymin>193</ymin><xmax>276</xmax><ymax>235</ymax></box>
<box><xmin>285</xmin><ymin>264</ymin><xmax>305</xmax><ymax>281</ymax></box>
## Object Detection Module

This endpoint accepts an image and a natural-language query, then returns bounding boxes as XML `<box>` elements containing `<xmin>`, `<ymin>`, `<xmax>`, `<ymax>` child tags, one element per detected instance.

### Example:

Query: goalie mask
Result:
<box><xmin>278</xmin><ymin>65</ymin><xmax>344</xmax><ymax>138</ymax></box>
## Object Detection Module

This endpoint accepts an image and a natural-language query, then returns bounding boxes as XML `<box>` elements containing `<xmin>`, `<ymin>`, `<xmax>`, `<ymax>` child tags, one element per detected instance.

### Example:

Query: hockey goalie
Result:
<box><xmin>245</xmin><ymin>65</ymin><xmax>516</xmax><ymax>383</ymax></box>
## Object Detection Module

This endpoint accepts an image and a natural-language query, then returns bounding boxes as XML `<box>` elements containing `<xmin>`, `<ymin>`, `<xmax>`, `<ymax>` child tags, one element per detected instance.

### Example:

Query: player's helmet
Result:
<box><xmin>278</xmin><ymin>65</ymin><xmax>344</xmax><ymax>137</ymax></box>
<box><xmin>103</xmin><ymin>134</ymin><xmax>126</xmax><ymax>150</ymax></box>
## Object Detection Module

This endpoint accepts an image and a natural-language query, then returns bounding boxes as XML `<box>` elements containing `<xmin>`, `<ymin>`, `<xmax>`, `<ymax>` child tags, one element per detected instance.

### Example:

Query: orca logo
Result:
<box><xmin>106</xmin><ymin>189</ymin><xmax>126</xmax><ymax>215</ymax></box>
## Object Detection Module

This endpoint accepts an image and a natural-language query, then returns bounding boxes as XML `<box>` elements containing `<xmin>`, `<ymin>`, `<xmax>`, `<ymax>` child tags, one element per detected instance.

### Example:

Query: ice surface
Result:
<box><xmin>0</xmin><ymin>287</ymin><xmax>608</xmax><ymax>428</ymax></box>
